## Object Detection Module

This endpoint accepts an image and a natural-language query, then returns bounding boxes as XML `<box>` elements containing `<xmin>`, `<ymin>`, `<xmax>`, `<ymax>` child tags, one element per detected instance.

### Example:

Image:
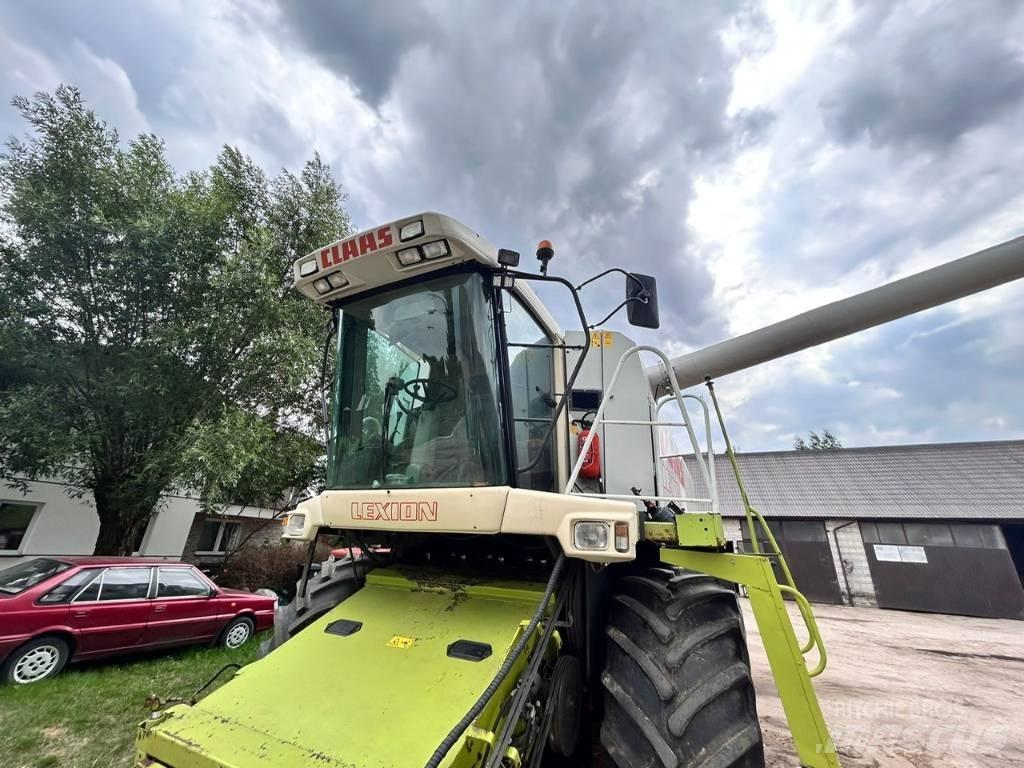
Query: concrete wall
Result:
<box><xmin>1</xmin><ymin>478</ymin><xmax>277</xmax><ymax>570</ymax></box>
<box><xmin>722</xmin><ymin>515</ymin><xmax>879</xmax><ymax>607</ymax></box>
<box><xmin>825</xmin><ymin>519</ymin><xmax>878</xmax><ymax>607</ymax></box>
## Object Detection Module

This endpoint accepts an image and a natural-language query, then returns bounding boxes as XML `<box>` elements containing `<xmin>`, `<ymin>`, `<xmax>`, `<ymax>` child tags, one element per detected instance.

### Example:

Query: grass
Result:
<box><xmin>0</xmin><ymin>636</ymin><xmax>264</xmax><ymax>768</ymax></box>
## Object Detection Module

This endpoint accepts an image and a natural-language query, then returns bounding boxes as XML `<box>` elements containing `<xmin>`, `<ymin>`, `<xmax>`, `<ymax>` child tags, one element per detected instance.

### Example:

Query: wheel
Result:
<box><xmin>258</xmin><ymin>556</ymin><xmax>365</xmax><ymax>657</ymax></box>
<box><xmin>219</xmin><ymin>616</ymin><xmax>255</xmax><ymax>649</ymax></box>
<box><xmin>2</xmin><ymin>636</ymin><xmax>69</xmax><ymax>684</ymax></box>
<box><xmin>600</xmin><ymin>567</ymin><xmax>765</xmax><ymax>768</ymax></box>
<box><xmin>548</xmin><ymin>654</ymin><xmax>584</xmax><ymax>757</ymax></box>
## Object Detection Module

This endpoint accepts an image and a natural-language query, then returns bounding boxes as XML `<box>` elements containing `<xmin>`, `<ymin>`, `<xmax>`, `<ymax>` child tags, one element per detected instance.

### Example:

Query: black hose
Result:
<box><xmin>422</xmin><ymin>553</ymin><xmax>567</xmax><ymax>768</ymax></box>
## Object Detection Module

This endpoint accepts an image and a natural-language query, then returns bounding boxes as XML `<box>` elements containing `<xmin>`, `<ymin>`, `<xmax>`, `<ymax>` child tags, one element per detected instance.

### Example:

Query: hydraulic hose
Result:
<box><xmin>422</xmin><ymin>553</ymin><xmax>567</xmax><ymax>768</ymax></box>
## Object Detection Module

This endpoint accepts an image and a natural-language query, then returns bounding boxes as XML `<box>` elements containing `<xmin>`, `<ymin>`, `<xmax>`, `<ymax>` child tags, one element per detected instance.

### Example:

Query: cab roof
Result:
<box><xmin>293</xmin><ymin>212</ymin><xmax>563</xmax><ymax>340</ymax></box>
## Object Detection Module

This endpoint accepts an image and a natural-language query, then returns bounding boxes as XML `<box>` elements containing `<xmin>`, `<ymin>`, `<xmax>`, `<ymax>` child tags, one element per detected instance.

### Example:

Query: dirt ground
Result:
<box><xmin>742</xmin><ymin>599</ymin><xmax>1024</xmax><ymax>768</ymax></box>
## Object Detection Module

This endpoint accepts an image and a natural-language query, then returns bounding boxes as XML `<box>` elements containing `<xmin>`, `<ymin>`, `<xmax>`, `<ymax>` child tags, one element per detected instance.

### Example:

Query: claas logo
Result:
<box><xmin>320</xmin><ymin>226</ymin><xmax>394</xmax><ymax>269</ymax></box>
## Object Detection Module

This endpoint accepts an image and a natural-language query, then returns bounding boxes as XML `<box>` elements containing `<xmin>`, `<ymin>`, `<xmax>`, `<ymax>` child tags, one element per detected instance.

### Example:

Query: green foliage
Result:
<box><xmin>0</xmin><ymin>86</ymin><xmax>350</xmax><ymax>553</ymax></box>
<box><xmin>793</xmin><ymin>429</ymin><xmax>843</xmax><ymax>451</ymax></box>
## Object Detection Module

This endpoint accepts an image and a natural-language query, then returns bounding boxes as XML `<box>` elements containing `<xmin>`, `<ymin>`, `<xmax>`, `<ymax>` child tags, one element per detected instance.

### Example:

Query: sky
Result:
<box><xmin>2</xmin><ymin>0</ymin><xmax>1022</xmax><ymax>452</ymax></box>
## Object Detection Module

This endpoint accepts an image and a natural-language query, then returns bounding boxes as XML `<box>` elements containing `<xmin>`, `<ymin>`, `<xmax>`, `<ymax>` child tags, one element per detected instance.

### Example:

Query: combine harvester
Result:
<box><xmin>136</xmin><ymin>213</ymin><xmax>1024</xmax><ymax>768</ymax></box>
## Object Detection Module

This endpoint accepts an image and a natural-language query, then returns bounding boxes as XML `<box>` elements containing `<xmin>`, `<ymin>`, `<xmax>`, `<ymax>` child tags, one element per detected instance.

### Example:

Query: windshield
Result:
<box><xmin>0</xmin><ymin>558</ymin><xmax>72</xmax><ymax>595</ymax></box>
<box><xmin>328</xmin><ymin>271</ymin><xmax>507</xmax><ymax>489</ymax></box>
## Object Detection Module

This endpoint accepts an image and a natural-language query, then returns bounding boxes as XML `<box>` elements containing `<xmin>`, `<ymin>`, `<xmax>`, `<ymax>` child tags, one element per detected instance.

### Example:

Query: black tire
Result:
<box><xmin>219</xmin><ymin>615</ymin><xmax>255</xmax><ymax>649</ymax></box>
<box><xmin>600</xmin><ymin>567</ymin><xmax>765</xmax><ymax>768</ymax></box>
<box><xmin>258</xmin><ymin>557</ymin><xmax>365</xmax><ymax>657</ymax></box>
<box><xmin>2</xmin><ymin>635</ymin><xmax>70</xmax><ymax>685</ymax></box>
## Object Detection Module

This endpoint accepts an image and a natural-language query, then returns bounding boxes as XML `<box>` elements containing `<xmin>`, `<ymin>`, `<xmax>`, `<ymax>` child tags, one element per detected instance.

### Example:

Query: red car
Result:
<box><xmin>0</xmin><ymin>556</ymin><xmax>276</xmax><ymax>684</ymax></box>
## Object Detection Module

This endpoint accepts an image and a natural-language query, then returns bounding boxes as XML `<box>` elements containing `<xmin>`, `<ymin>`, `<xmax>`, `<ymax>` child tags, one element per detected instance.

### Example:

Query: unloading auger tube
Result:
<box><xmin>650</xmin><ymin>234</ymin><xmax>1024</xmax><ymax>391</ymax></box>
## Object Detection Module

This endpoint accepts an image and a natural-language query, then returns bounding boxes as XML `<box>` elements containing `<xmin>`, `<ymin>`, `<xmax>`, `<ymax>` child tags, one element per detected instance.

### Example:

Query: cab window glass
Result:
<box><xmin>504</xmin><ymin>294</ymin><xmax>557</xmax><ymax>491</ymax></box>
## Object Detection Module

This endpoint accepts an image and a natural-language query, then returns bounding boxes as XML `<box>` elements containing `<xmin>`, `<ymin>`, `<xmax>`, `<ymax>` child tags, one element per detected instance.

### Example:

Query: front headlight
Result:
<box><xmin>573</xmin><ymin>521</ymin><xmax>609</xmax><ymax>551</ymax></box>
<box><xmin>284</xmin><ymin>513</ymin><xmax>306</xmax><ymax>537</ymax></box>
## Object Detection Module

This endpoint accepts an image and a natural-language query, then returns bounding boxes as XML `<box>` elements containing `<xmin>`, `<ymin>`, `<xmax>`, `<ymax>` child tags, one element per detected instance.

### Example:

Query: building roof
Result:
<box><xmin>682</xmin><ymin>440</ymin><xmax>1024</xmax><ymax>520</ymax></box>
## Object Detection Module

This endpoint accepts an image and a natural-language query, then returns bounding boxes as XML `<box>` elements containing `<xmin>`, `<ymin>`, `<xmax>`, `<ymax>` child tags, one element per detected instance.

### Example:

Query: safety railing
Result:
<box><xmin>565</xmin><ymin>345</ymin><xmax>716</xmax><ymax>512</ymax></box>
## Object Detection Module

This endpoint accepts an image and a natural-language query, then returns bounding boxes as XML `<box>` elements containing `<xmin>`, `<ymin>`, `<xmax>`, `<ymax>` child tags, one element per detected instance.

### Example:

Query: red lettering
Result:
<box><xmin>320</xmin><ymin>248</ymin><xmax>332</xmax><ymax>269</ymax></box>
<box><xmin>331</xmin><ymin>244</ymin><xmax>341</xmax><ymax>265</ymax></box>
<box><xmin>377</xmin><ymin>227</ymin><xmax>393</xmax><ymax>248</ymax></box>
<box><xmin>342</xmin><ymin>239</ymin><xmax>359</xmax><ymax>261</ymax></box>
<box><xmin>358</xmin><ymin>233</ymin><xmax>378</xmax><ymax>254</ymax></box>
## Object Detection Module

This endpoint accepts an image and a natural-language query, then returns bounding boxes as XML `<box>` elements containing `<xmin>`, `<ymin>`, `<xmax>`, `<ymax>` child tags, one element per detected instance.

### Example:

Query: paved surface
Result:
<box><xmin>742</xmin><ymin>599</ymin><xmax>1024</xmax><ymax>767</ymax></box>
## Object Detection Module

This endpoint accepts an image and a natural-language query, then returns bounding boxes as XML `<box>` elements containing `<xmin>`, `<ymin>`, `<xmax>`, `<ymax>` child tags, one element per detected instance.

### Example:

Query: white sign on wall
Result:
<box><xmin>873</xmin><ymin>544</ymin><xmax>928</xmax><ymax>564</ymax></box>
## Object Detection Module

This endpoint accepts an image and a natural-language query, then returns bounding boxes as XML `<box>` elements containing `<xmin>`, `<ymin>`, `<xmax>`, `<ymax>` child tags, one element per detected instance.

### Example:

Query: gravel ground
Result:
<box><xmin>742</xmin><ymin>599</ymin><xmax>1024</xmax><ymax>768</ymax></box>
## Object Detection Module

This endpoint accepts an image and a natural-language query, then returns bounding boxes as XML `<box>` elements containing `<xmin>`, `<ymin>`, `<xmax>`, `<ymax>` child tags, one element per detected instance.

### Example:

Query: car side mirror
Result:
<box><xmin>626</xmin><ymin>273</ymin><xmax>659</xmax><ymax>329</ymax></box>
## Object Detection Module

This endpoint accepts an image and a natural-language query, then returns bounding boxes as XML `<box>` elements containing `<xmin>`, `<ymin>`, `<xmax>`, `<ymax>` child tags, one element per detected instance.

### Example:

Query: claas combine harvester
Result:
<box><xmin>135</xmin><ymin>213</ymin><xmax>1024</xmax><ymax>768</ymax></box>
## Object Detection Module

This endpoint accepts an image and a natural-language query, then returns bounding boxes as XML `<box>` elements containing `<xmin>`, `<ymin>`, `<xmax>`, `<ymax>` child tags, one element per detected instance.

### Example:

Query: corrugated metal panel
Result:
<box><xmin>683</xmin><ymin>440</ymin><xmax>1024</xmax><ymax>520</ymax></box>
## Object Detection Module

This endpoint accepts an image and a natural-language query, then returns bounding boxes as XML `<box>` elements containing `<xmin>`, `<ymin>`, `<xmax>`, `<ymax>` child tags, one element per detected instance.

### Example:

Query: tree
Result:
<box><xmin>0</xmin><ymin>86</ymin><xmax>350</xmax><ymax>553</ymax></box>
<box><xmin>793</xmin><ymin>429</ymin><xmax>843</xmax><ymax>451</ymax></box>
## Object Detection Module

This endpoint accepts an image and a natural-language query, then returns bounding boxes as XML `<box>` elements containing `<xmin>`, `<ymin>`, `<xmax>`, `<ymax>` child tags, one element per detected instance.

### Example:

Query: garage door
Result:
<box><xmin>862</xmin><ymin>522</ymin><xmax>1024</xmax><ymax>620</ymax></box>
<box><xmin>743</xmin><ymin>520</ymin><xmax>843</xmax><ymax>605</ymax></box>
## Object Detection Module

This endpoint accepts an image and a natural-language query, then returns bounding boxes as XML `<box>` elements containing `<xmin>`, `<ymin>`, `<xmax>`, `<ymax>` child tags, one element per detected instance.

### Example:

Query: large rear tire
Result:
<box><xmin>600</xmin><ymin>567</ymin><xmax>765</xmax><ymax>768</ymax></box>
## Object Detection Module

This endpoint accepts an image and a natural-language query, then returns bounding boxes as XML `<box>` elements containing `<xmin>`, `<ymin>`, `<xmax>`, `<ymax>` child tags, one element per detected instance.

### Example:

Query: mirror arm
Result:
<box><xmin>589</xmin><ymin>295</ymin><xmax>648</xmax><ymax>328</ymax></box>
<box><xmin>576</xmin><ymin>266</ymin><xmax>646</xmax><ymax>294</ymax></box>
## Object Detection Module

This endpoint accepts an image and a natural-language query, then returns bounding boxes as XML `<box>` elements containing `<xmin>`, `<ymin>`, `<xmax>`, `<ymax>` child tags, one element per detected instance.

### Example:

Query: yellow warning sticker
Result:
<box><xmin>387</xmin><ymin>635</ymin><xmax>415</xmax><ymax>649</ymax></box>
<box><xmin>590</xmin><ymin>331</ymin><xmax>602</xmax><ymax>348</ymax></box>
<box><xmin>590</xmin><ymin>331</ymin><xmax>615</xmax><ymax>348</ymax></box>
<box><xmin>602</xmin><ymin>331</ymin><xmax>614</xmax><ymax>348</ymax></box>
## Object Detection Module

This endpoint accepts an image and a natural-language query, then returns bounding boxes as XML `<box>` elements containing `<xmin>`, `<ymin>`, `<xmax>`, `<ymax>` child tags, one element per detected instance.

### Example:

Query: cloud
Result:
<box><xmin>1</xmin><ymin>0</ymin><xmax>1023</xmax><ymax>452</ymax></box>
<box><xmin>272</xmin><ymin>0</ymin><xmax>437</xmax><ymax>109</ymax></box>
<box><xmin>819</xmin><ymin>0</ymin><xmax>1024</xmax><ymax>150</ymax></box>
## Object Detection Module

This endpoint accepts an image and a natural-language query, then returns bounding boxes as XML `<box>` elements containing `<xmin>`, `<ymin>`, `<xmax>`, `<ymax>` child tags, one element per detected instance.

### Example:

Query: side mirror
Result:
<box><xmin>626</xmin><ymin>273</ymin><xmax>659</xmax><ymax>329</ymax></box>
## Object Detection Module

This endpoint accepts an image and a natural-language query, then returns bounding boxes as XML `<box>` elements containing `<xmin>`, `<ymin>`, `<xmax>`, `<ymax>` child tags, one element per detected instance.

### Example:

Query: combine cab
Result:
<box><xmin>136</xmin><ymin>212</ymin><xmax>840</xmax><ymax>767</ymax></box>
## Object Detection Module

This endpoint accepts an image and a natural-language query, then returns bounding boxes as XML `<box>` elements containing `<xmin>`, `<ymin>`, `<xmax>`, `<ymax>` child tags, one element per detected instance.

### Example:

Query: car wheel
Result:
<box><xmin>220</xmin><ymin>616</ymin><xmax>255</xmax><ymax>649</ymax></box>
<box><xmin>3</xmin><ymin>636</ymin><xmax>70</xmax><ymax>685</ymax></box>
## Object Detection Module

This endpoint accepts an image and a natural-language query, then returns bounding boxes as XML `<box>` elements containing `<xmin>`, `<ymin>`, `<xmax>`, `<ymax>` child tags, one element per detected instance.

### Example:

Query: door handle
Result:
<box><xmin>72</xmin><ymin>610</ymin><xmax>90</xmax><ymax>618</ymax></box>
<box><xmin>152</xmin><ymin>605</ymin><xmax>167</xmax><ymax>613</ymax></box>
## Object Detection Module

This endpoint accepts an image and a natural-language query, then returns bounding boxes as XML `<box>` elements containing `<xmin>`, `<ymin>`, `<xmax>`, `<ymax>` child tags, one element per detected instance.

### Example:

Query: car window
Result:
<box><xmin>0</xmin><ymin>558</ymin><xmax>73</xmax><ymax>594</ymax></box>
<box><xmin>157</xmin><ymin>568</ymin><xmax>211</xmax><ymax>598</ymax></box>
<box><xmin>97</xmin><ymin>567</ymin><xmax>151</xmax><ymax>601</ymax></box>
<box><xmin>38</xmin><ymin>568</ymin><xmax>101</xmax><ymax>604</ymax></box>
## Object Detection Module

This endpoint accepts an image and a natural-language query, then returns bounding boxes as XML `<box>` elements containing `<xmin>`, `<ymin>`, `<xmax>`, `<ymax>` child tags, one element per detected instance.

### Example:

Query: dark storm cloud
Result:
<box><xmin>273</xmin><ymin>0</ymin><xmax>438</xmax><ymax>108</ymax></box>
<box><xmin>819</xmin><ymin>0</ymin><xmax>1024</xmax><ymax>150</ymax></box>
<box><xmin>274</xmin><ymin>1</ymin><xmax>768</xmax><ymax>341</ymax></box>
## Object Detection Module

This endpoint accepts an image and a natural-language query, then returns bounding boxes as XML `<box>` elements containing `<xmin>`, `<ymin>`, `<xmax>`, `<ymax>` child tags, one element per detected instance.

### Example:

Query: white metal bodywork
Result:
<box><xmin>293</xmin><ymin>212</ymin><xmax>562</xmax><ymax>342</ymax></box>
<box><xmin>282</xmin><ymin>487</ymin><xmax>638</xmax><ymax>564</ymax></box>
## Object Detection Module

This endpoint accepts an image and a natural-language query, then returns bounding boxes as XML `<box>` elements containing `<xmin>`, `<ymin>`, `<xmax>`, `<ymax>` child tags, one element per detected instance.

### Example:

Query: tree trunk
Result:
<box><xmin>92</xmin><ymin>480</ymin><xmax>161</xmax><ymax>556</ymax></box>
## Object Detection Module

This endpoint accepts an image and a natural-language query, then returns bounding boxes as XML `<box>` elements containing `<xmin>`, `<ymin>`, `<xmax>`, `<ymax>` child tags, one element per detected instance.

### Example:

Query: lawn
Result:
<box><xmin>0</xmin><ymin>637</ymin><xmax>264</xmax><ymax>768</ymax></box>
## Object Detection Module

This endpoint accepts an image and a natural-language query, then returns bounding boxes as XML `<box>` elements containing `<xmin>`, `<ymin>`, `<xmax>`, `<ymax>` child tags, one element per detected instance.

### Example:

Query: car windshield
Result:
<box><xmin>0</xmin><ymin>558</ymin><xmax>73</xmax><ymax>594</ymax></box>
<box><xmin>328</xmin><ymin>271</ymin><xmax>507</xmax><ymax>489</ymax></box>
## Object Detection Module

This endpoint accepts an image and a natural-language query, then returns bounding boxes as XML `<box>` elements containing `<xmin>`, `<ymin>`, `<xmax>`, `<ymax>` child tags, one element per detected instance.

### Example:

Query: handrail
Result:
<box><xmin>655</xmin><ymin>393</ymin><xmax>717</xmax><ymax>512</ymax></box>
<box><xmin>565</xmin><ymin>345</ymin><xmax>715</xmax><ymax>504</ymax></box>
<box><xmin>777</xmin><ymin>585</ymin><xmax>828</xmax><ymax>677</ymax></box>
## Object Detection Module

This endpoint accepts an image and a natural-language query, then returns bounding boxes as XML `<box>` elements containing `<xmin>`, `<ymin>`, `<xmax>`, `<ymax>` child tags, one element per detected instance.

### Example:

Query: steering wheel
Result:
<box><xmin>403</xmin><ymin>378</ymin><xmax>457</xmax><ymax>405</ymax></box>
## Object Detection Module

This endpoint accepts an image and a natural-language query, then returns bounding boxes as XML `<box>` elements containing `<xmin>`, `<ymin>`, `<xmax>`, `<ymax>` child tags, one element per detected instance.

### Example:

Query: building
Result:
<box><xmin>0</xmin><ymin>477</ymin><xmax>281</xmax><ymax>570</ymax></box>
<box><xmin>684</xmin><ymin>440</ymin><xmax>1024</xmax><ymax>620</ymax></box>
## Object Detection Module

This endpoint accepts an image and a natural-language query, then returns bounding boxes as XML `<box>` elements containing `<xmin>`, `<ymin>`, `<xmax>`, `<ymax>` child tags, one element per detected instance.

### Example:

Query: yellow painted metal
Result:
<box><xmin>674</xmin><ymin>512</ymin><xmax>727</xmax><ymax>548</ymax></box>
<box><xmin>136</xmin><ymin>568</ymin><xmax>548</xmax><ymax>768</ymax></box>
<box><xmin>660</xmin><ymin>549</ymin><xmax>841</xmax><ymax>768</ymax></box>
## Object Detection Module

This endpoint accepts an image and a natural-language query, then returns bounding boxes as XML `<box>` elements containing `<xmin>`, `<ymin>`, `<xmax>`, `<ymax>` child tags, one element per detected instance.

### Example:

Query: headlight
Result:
<box><xmin>397</xmin><ymin>247</ymin><xmax>422</xmax><ymax>266</ymax></box>
<box><xmin>312</xmin><ymin>278</ymin><xmax>331</xmax><ymax>295</ymax></box>
<box><xmin>326</xmin><ymin>272</ymin><xmax>348</xmax><ymax>288</ymax></box>
<box><xmin>299</xmin><ymin>259</ymin><xmax>318</xmax><ymax>277</ymax></box>
<box><xmin>421</xmin><ymin>240</ymin><xmax>449</xmax><ymax>260</ymax></box>
<box><xmin>399</xmin><ymin>220</ymin><xmax>424</xmax><ymax>241</ymax></box>
<box><xmin>284</xmin><ymin>513</ymin><xmax>306</xmax><ymax>536</ymax></box>
<box><xmin>573</xmin><ymin>521</ymin><xmax>609</xmax><ymax>551</ymax></box>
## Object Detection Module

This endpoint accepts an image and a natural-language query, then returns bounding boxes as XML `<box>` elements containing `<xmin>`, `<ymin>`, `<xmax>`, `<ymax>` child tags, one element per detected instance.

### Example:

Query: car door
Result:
<box><xmin>69</xmin><ymin>566</ymin><xmax>154</xmax><ymax>655</ymax></box>
<box><xmin>141</xmin><ymin>566</ymin><xmax>221</xmax><ymax>647</ymax></box>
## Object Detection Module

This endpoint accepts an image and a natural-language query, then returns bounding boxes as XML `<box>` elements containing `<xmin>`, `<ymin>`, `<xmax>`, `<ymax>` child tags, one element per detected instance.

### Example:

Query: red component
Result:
<box><xmin>577</xmin><ymin>428</ymin><xmax>602</xmax><ymax>480</ymax></box>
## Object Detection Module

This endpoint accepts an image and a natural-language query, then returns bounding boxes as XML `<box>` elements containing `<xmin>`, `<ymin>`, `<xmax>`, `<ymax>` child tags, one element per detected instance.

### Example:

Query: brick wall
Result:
<box><xmin>824</xmin><ymin>519</ymin><xmax>878</xmax><ymax>607</ymax></box>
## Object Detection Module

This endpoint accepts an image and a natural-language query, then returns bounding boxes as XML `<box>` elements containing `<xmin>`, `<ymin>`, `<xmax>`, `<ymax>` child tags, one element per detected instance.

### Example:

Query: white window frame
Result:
<box><xmin>194</xmin><ymin>518</ymin><xmax>242</xmax><ymax>556</ymax></box>
<box><xmin>0</xmin><ymin>499</ymin><xmax>44</xmax><ymax>556</ymax></box>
